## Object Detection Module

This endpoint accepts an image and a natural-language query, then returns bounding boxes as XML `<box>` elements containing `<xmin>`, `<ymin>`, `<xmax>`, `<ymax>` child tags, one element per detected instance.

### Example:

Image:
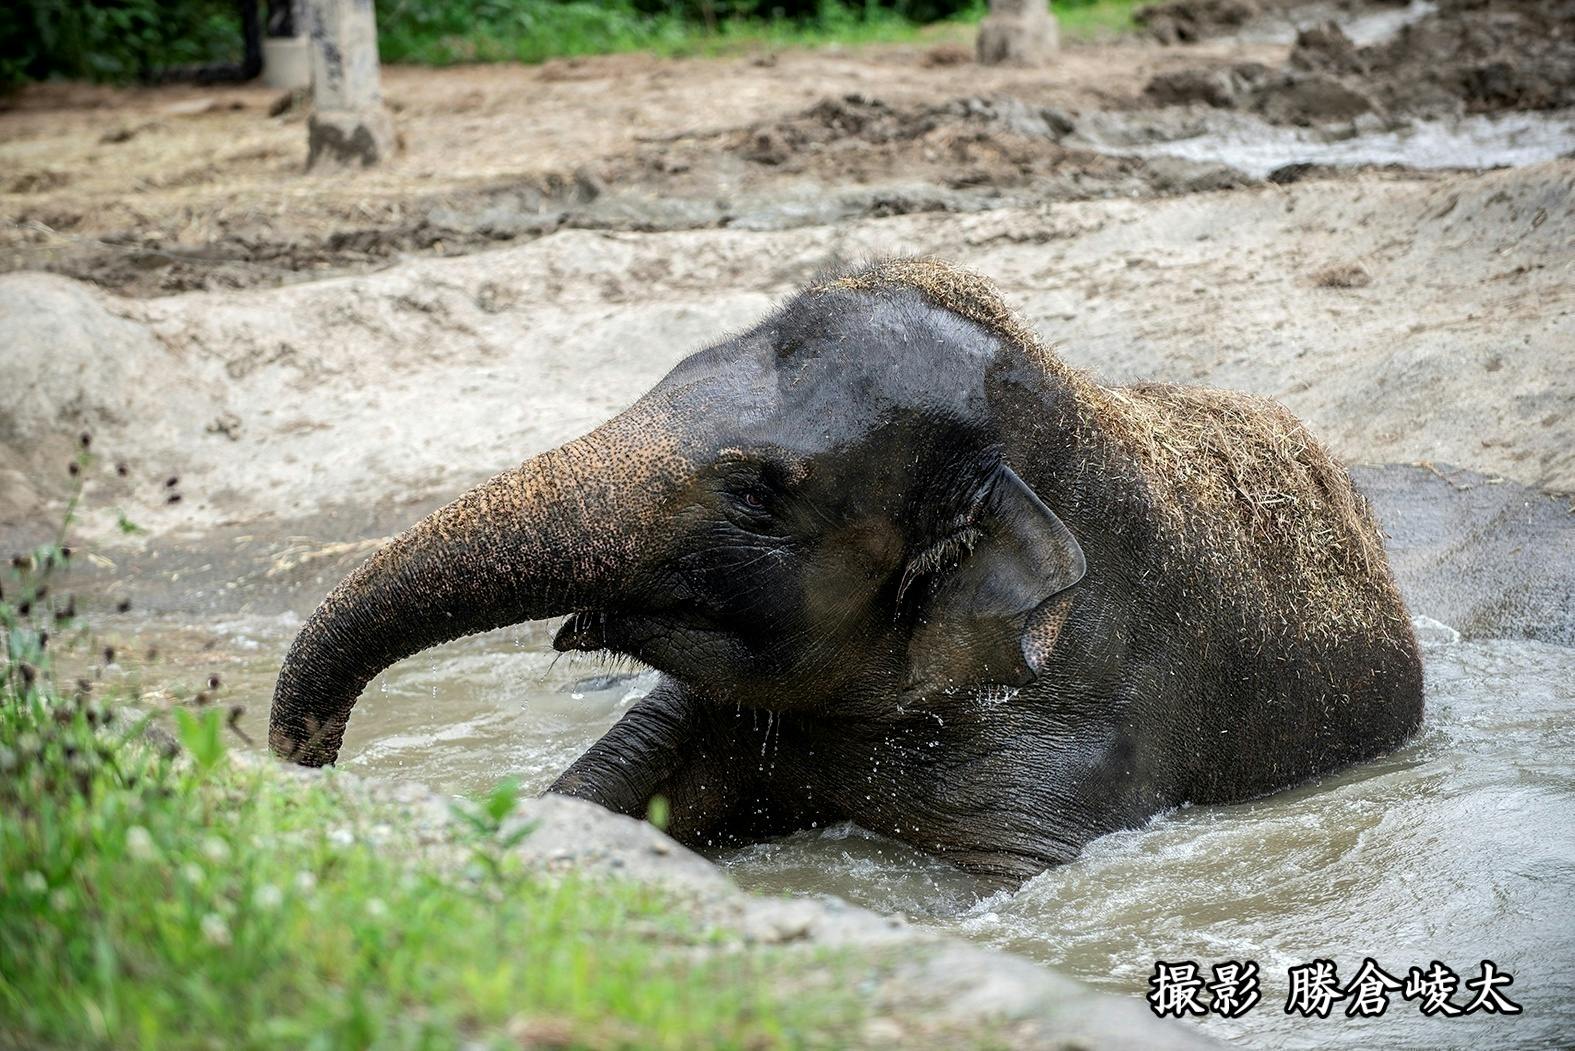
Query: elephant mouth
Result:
<box><xmin>554</xmin><ymin>610</ymin><xmax>611</xmax><ymax>652</ymax></box>
<box><xmin>552</xmin><ymin>606</ymin><xmax>737</xmax><ymax>662</ymax></box>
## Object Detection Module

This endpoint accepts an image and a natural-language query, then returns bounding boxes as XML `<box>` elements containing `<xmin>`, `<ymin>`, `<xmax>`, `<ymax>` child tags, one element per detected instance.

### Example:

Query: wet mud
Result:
<box><xmin>1145</xmin><ymin>0</ymin><xmax>1575</xmax><ymax>125</ymax></box>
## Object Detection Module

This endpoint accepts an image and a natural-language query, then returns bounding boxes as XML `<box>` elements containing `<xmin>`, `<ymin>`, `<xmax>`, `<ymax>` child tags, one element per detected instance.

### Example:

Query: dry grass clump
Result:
<box><xmin>1310</xmin><ymin>262</ymin><xmax>1372</xmax><ymax>289</ymax></box>
<box><xmin>818</xmin><ymin>258</ymin><xmax>1062</xmax><ymax>380</ymax></box>
<box><xmin>1089</xmin><ymin>383</ymin><xmax>1408</xmax><ymax>646</ymax></box>
<box><xmin>819</xmin><ymin>257</ymin><xmax>1409</xmax><ymax>649</ymax></box>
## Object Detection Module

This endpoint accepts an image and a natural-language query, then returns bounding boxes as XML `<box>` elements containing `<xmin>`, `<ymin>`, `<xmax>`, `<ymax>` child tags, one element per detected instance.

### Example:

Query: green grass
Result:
<box><xmin>1055</xmin><ymin>0</ymin><xmax>1145</xmax><ymax>40</ymax></box>
<box><xmin>376</xmin><ymin>0</ymin><xmax>959</xmax><ymax>66</ymax></box>
<box><xmin>0</xmin><ymin>451</ymin><xmax>861</xmax><ymax>1050</ymax></box>
<box><xmin>3</xmin><ymin>0</ymin><xmax>1143</xmax><ymax>87</ymax></box>
<box><xmin>375</xmin><ymin>0</ymin><xmax>1143</xmax><ymax>68</ymax></box>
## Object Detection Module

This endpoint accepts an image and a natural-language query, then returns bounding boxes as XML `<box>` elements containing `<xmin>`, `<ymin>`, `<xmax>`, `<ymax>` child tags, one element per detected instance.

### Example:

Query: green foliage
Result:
<box><xmin>114</xmin><ymin>510</ymin><xmax>147</xmax><ymax>536</ymax></box>
<box><xmin>1055</xmin><ymin>0</ymin><xmax>1143</xmax><ymax>37</ymax></box>
<box><xmin>449</xmin><ymin>774</ymin><xmax>538</xmax><ymax>879</ymax></box>
<box><xmin>0</xmin><ymin>474</ymin><xmax>862</xmax><ymax>1050</ymax></box>
<box><xmin>172</xmin><ymin>705</ymin><xmax>227</xmax><ymax>775</ymax></box>
<box><xmin>647</xmin><ymin>792</ymin><xmax>671</xmax><ymax>832</ymax></box>
<box><xmin>1</xmin><ymin>0</ymin><xmax>241</xmax><ymax>87</ymax></box>
<box><xmin>373</xmin><ymin>0</ymin><xmax>1134</xmax><ymax>66</ymax></box>
<box><xmin>3</xmin><ymin>0</ymin><xmax>1138</xmax><ymax>87</ymax></box>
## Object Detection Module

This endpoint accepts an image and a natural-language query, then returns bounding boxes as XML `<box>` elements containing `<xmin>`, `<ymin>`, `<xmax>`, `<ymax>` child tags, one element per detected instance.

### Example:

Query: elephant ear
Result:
<box><xmin>904</xmin><ymin>465</ymin><xmax>1085</xmax><ymax>696</ymax></box>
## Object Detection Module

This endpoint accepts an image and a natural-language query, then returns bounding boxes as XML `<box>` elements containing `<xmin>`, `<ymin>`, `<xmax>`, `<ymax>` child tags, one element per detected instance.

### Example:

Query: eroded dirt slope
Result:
<box><xmin>1</xmin><ymin>36</ymin><xmax>1290</xmax><ymax>295</ymax></box>
<box><xmin>5</xmin><ymin>161</ymin><xmax>1569</xmax><ymax>551</ymax></box>
<box><xmin>1144</xmin><ymin>0</ymin><xmax>1575</xmax><ymax>124</ymax></box>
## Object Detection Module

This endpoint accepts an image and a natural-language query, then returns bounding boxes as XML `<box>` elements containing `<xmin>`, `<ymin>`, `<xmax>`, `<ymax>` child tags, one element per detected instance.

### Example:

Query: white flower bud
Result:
<box><xmin>126</xmin><ymin>825</ymin><xmax>155</xmax><ymax>861</ymax></box>
<box><xmin>200</xmin><ymin>912</ymin><xmax>231</xmax><ymax>947</ymax></box>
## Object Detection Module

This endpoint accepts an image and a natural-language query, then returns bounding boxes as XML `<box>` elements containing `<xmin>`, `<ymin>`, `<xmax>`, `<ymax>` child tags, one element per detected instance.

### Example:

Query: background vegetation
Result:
<box><xmin>2</xmin><ymin>0</ymin><xmax>1138</xmax><ymax>88</ymax></box>
<box><xmin>1</xmin><ymin>0</ymin><xmax>241</xmax><ymax>85</ymax></box>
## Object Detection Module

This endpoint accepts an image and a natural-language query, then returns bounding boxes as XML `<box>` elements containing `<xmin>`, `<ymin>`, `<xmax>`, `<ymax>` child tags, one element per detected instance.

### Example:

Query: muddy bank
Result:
<box><xmin>4</xmin><ymin>161</ymin><xmax>1570</xmax><ymax>549</ymax></box>
<box><xmin>6</xmin><ymin>3</ymin><xmax>1570</xmax><ymax>298</ymax></box>
<box><xmin>1144</xmin><ymin>0</ymin><xmax>1575</xmax><ymax>125</ymax></box>
<box><xmin>1</xmin><ymin>35</ymin><xmax>1297</xmax><ymax>297</ymax></box>
<box><xmin>1</xmin><ymin>90</ymin><xmax>1261</xmax><ymax>298</ymax></box>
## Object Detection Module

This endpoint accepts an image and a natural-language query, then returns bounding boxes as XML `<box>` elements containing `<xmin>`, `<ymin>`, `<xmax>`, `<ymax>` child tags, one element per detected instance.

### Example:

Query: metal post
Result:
<box><xmin>306</xmin><ymin>0</ymin><xmax>397</xmax><ymax>169</ymax></box>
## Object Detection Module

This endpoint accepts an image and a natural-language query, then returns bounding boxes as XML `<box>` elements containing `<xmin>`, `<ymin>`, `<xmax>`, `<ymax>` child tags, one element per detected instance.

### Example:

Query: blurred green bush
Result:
<box><xmin>2</xmin><ymin>0</ymin><xmax>1119</xmax><ymax>89</ymax></box>
<box><xmin>1</xmin><ymin>0</ymin><xmax>243</xmax><ymax>87</ymax></box>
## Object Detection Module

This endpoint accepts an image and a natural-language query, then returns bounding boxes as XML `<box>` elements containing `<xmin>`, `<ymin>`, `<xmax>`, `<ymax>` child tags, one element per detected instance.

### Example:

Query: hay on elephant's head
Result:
<box><xmin>817</xmin><ymin>258</ymin><xmax>1409</xmax><ymax>649</ymax></box>
<box><xmin>819</xmin><ymin>258</ymin><xmax>1055</xmax><ymax>374</ymax></box>
<box><xmin>1090</xmin><ymin>383</ymin><xmax>1408</xmax><ymax>647</ymax></box>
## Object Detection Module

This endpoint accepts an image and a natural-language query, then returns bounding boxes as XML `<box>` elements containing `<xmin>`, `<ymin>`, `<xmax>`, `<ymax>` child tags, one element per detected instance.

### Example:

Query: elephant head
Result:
<box><xmin>269</xmin><ymin>260</ymin><xmax>1087</xmax><ymax>766</ymax></box>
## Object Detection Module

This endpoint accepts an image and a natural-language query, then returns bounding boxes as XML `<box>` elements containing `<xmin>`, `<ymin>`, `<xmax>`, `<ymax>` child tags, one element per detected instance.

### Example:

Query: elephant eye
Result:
<box><xmin>722</xmin><ymin>482</ymin><xmax>778</xmax><ymax>529</ymax></box>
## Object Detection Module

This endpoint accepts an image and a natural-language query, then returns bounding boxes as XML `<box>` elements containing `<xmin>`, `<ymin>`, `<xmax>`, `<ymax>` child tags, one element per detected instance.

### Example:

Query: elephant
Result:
<box><xmin>270</xmin><ymin>258</ymin><xmax>1424</xmax><ymax>884</ymax></box>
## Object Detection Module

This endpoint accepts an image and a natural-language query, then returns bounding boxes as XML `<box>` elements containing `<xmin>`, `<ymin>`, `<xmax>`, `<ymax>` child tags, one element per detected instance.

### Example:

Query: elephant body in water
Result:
<box><xmin>270</xmin><ymin>259</ymin><xmax>1423</xmax><ymax>883</ymax></box>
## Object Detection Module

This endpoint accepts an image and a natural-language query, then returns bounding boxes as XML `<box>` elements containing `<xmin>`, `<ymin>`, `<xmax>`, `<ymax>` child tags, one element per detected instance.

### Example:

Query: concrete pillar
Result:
<box><xmin>263</xmin><ymin>35</ymin><xmax>312</xmax><ymax>90</ymax></box>
<box><xmin>306</xmin><ymin>0</ymin><xmax>397</xmax><ymax>169</ymax></box>
<box><xmin>977</xmin><ymin>0</ymin><xmax>1059</xmax><ymax>66</ymax></box>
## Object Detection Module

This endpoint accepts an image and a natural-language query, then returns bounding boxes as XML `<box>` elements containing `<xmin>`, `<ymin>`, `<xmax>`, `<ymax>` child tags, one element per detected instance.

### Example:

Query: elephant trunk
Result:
<box><xmin>269</xmin><ymin>431</ymin><xmax>670</xmax><ymax>766</ymax></box>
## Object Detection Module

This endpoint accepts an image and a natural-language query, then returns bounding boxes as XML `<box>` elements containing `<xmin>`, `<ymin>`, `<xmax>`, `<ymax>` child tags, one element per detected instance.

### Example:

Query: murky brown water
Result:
<box><xmin>101</xmin><ymin>613</ymin><xmax>1574</xmax><ymax>1049</ymax></box>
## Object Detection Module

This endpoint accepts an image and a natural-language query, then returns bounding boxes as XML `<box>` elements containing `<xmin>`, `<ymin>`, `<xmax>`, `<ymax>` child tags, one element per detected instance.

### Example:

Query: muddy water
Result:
<box><xmin>722</xmin><ymin>625</ymin><xmax>1575</xmax><ymax>1049</ymax></box>
<box><xmin>1238</xmin><ymin>0</ymin><xmax>1438</xmax><ymax>46</ymax></box>
<box><xmin>112</xmin><ymin>614</ymin><xmax>1573</xmax><ymax>1049</ymax></box>
<box><xmin>1076</xmin><ymin>109</ymin><xmax>1575</xmax><ymax>180</ymax></box>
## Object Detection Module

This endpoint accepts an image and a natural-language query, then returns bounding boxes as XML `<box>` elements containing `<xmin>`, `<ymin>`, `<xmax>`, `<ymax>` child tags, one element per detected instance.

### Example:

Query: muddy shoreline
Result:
<box><xmin>6</xmin><ymin>162</ymin><xmax>1571</xmax><ymax>546</ymax></box>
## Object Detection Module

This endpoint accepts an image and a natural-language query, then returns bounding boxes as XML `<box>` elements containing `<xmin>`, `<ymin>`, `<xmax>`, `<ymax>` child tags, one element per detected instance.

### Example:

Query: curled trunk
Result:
<box><xmin>269</xmin><ymin>433</ymin><xmax>663</xmax><ymax>765</ymax></box>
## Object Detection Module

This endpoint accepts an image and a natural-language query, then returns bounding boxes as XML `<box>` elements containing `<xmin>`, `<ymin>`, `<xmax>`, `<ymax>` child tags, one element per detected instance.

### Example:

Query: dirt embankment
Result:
<box><xmin>1145</xmin><ymin>0</ymin><xmax>1575</xmax><ymax>124</ymax></box>
<box><xmin>0</xmin><ymin>35</ymin><xmax>1289</xmax><ymax>297</ymax></box>
<box><xmin>3</xmin><ymin>161</ymin><xmax>1569</xmax><ymax>549</ymax></box>
<box><xmin>6</xmin><ymin>4</ymin><xmax>1569</xmax><ymax>297</ymax></box>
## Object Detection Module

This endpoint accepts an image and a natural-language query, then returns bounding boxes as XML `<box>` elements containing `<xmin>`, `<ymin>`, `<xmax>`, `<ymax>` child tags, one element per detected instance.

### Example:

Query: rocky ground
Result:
<box><xmin>2</xmin><ymin>2</ymin><xmax>1573</xmax><ymax>1044</ymax></box>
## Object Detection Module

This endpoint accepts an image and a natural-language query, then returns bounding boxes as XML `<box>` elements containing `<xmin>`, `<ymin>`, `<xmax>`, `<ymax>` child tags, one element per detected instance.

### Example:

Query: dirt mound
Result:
<box><xmin>1362</xmin><ymin>0</ymin><xmax>1575</xmax><ymax>115</ymax></box>
<box><xmin>1145</xmin><ymin>0</ymin><xmax>1575</xmax><ymax>124</ymax></box>
<box><xmin>7</xmin><ymin>92</ymin><xmax>1255</xmax><ymax>297</ymax></box>
<box><xmin>1136</xmin><ymin>0</ymin><xmax>1263</xmax><ymax>45</ymax></box>
<box><xmin>630</xmin><ymin>92</ymin><xmax>1086</xmax><ymax>187</ymax></box>
<box><xmin>725</xmin><ymin>94</ymin><xmax>1077</xmax><ymax>168</ymax></box>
